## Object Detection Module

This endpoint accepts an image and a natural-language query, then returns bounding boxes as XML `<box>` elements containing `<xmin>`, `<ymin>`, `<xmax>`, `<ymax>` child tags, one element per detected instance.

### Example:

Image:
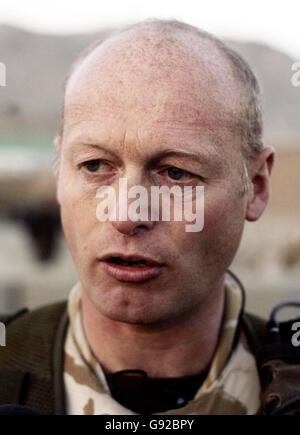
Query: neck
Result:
<box><xmin>80</xmin><ymin>278</ymin><xmax>226</xmax><ymax>378</ymax></box>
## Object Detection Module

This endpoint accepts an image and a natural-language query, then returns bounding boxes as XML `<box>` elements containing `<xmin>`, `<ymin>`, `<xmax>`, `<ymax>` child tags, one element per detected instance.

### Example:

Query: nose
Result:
<box><xmin>111</xmin><ymin>218</ymin><xmax>155</xmax><ymax>236</ymax></box>
<box><xmin>111</xmin><ymin>176</ymin><xmax>156</xmax><ymax>236</ymax></box>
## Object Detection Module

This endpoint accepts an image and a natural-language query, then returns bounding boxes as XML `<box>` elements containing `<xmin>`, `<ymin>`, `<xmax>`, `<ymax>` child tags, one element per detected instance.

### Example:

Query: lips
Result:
<box><xmin>99</xmin><ymin>253</ymin><xmax>163</xmax><ymax>282</ymax></box>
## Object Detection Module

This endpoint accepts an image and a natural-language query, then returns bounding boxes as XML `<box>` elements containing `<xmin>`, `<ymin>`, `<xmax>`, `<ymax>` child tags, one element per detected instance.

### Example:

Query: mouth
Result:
<box><xmin>99</xmin><ymin>254</ymin><xmax>163</xmax><ymax>282</ymax></box>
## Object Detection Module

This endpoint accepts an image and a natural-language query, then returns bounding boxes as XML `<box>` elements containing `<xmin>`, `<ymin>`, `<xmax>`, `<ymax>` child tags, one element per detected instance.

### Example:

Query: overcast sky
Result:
<box><xmin>1</xmin><ymin>0</ymin><xmax>300</xmax><ymax>58</ymax></box>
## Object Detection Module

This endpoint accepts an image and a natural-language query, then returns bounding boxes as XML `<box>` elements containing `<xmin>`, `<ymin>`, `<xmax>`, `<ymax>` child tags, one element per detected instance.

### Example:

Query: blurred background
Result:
<box><xmin>0</xmin><ymin>0</ymin><xmax>300</xmax><ymax>319</ymax></box>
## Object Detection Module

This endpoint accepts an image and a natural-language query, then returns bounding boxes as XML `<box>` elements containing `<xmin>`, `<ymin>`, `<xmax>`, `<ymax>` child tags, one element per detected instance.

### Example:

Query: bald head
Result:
<box><xmin>62</xmin><ymin>20</ymin><xmax>263</xmax><ymax>163</ymax></box>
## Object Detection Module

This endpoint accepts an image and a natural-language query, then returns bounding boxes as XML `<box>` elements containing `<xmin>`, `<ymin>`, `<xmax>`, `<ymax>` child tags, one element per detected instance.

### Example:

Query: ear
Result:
<box><xmin>53</xmin><ymin>135</ymin><xmax>62</xmax><ymax>205</ymax></box>
<box><xmin>245</xmin><ymin>146</ymin><xmax>275</xmax><ymax>222</ymax></box>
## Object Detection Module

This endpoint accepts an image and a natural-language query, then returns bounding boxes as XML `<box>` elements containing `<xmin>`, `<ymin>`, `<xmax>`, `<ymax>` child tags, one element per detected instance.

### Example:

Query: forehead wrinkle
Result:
<box><xmin>152</xmin><ymin>113</ymin><xmax>237</xmax><ymax>132</ymax></box>
<box><xmin>63</xmin><ymin>107</ymin><xmax>238</xmax><ymax>162</ymax></box>
<box><xmin>150</xmin><ymin>119</ymin><xmax>239</xmax><ymax>153</ymax></box>
<box><xmin>63</xmin><ymin>106</ymin><xmax>127</xmax><ymax>146</ymax></box>
<box><xmin>63</xmin><ymin>101</ymin><xmax>129</xmax><ymax>124</ymax></box>
<box><xmin>64</xmin><ymin>91</ymin><xmax>238</xmax><ymax>139</ymax></box>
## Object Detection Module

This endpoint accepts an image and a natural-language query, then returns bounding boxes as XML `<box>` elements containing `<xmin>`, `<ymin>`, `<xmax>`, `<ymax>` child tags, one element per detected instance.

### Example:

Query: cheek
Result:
<box><xmin>58</xmin><ymin>169</ymin><xmax>97</xmax><ymax>251</ymax></box>
<box><xmin>200</xmin><ymin>190</ymin><xmax>246</xmax><ymax>262</ymax></box>
<box><xmin>203</xmin><ymin>199</ymin><xmax>227</xmax><ymax>231</ymax></box>
<box><xmin>203</xmin><ymin>185</ymin><xmax>246</xmax><ymax>231</ymax></box>
<box><xmin>174</xmin><ymin>188</ymin><xmax>246</xmax><ymax>263</ymax></box>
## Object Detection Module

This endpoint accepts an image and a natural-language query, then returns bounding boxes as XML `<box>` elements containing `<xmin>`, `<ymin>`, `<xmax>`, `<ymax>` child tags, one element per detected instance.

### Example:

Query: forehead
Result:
<box><xmin>63</xmin><ymin>30</ymin><xmax>242</xmax><ymax>150</ymax></box>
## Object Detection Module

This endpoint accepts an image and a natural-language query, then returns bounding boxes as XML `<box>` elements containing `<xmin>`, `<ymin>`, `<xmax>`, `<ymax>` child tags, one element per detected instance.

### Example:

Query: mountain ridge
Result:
<box><xmin>0</xmin><ymin>25</ymin><xmax>299</xmax><ymax>148</ymax></box>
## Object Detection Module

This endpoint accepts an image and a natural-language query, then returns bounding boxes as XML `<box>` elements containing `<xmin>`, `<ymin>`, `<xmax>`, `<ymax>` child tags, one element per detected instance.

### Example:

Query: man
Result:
<box><xmin>0</xmin><ymin>19</ymin><xmax>276</xmax><ymax>414</ymax></box>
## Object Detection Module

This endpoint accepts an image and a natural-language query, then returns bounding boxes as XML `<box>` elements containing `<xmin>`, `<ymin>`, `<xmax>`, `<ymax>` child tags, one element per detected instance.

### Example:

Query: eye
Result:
<box><xmin>81</xmin><ymin>159</ymin><xmax>114</xmax><ymax>174</ymax></box>
<box><xmin>83</xmin><ymin>159</ymin><xmax>101</xmax><ymax>172</ymax></box>
<box><xmin>166</xmin><ymin>167</ymin><xmax>192</xmax><ymax>181</ymax></box>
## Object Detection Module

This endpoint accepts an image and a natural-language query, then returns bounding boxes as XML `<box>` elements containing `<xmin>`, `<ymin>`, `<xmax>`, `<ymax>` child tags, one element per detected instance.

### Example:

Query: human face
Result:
<box><xmin>56</xmin><ymin>40</ymin><xmax>249</xmax><ymax>325</ymax></box>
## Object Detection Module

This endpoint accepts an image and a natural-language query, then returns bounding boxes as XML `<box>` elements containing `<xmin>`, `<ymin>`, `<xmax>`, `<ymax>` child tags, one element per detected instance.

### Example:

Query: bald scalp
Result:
<box><xmin>61</xmin><ymin>19</ymin><xmax>263</xmax><ymax>183</ymax></box>
<box><xmin>65</xmin><ymin>23</ymin><xmax>243</xmax><ymax>137</ymax></box>
<box><xmin>67</xmin><ymin>22</ymin><xmax>234</xmax><ymax>84</ymax></box>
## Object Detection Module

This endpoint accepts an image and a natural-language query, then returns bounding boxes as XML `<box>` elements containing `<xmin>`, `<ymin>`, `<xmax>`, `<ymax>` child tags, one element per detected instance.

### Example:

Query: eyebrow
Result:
<box><xmin>69</xmin><ymin>142</ymin><xmax>224</xmax><ymax>171</ymax></box>
<box><xmin>148</xmin><ymin>148</ymin><xmax>225</xmax><ymax>172</ymax></box>
<box><xmin>69</xmin><ymin>143</ymin><xmax>120</xmax><ymax>160</ymax></box>
<box><xmin>149</xmin><ymin>148</ymin><xmax>211</xmax><ymax>163</ymax></box>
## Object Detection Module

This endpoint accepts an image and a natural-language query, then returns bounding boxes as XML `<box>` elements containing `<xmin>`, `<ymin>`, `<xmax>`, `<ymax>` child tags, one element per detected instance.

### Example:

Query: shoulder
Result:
<box><xmin>0</xmin><ymin>300</ymin><xmax>68</xmax><ymax>371</ymax></box>
<box><xmin>0</xmin><ymin>301</ymin><xmax>68</xmax><ymax>414</ymax></box>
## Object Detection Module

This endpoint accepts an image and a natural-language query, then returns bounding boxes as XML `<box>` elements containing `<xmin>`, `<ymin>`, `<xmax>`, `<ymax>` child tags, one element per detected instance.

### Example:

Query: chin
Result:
<box><xmin>92</xmin><ymin>295</ymin><xmax>172</xmax><ymax>325</ymax></box>
<box><xmin>87</xmin><ymin>278</ymin><xmax>187</xmax><ymax>325</ymax></box>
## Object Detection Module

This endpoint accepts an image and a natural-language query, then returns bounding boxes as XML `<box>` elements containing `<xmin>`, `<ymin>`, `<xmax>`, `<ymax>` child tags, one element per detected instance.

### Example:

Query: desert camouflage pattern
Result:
<box><xmin>64</xmin><ymin>272</ymin><xmax>260</xmax><ymax>415</ymax></box>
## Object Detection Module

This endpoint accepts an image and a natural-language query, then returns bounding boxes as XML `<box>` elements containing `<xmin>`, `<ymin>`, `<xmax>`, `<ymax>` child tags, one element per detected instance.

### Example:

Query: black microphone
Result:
<box><xmin>0</xmin><ymin>405</ymin><xmax>40</xmax><ymax>415</ymax></box>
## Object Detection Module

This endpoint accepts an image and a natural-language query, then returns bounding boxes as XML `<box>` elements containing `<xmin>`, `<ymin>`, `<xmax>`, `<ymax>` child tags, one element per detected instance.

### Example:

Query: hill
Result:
<box><xmin>0</xmin><ymin>25</ymin><xmax>299</xmax><ymax>148</ymax></box>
